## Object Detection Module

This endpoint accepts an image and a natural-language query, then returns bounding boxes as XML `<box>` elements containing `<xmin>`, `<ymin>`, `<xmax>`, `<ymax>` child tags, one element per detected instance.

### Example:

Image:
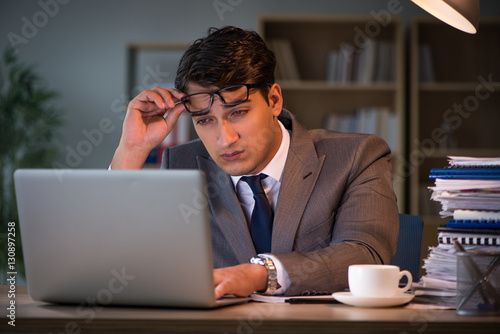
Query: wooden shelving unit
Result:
<box><xmin>409</xmin><ymin>17</ymin><xmax>500</xmax><ymax>217</ymax></box>
<box><xmin>259</xmin><ymin>15</ymin><xmax>406</xmax><ymax>211</ymax></box>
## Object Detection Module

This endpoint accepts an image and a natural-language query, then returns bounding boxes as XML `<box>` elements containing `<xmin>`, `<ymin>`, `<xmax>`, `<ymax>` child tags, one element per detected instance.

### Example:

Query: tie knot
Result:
<box><xmin>241</xmin><ymin>174</ymin><xmax>268</xmax><ymax>195</ymax></box>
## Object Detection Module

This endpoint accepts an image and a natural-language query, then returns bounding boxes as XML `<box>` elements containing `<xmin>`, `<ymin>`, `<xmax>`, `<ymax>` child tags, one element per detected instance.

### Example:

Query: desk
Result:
<box><xmin>1</xmin><ymin>286</ymin><xmax>499</xmax><ymax>334</ymax></box>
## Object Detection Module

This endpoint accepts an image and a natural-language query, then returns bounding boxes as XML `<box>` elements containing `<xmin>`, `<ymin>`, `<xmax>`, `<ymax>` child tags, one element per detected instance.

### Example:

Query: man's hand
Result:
<box><xmin>214</xmin><ymin>263</ymin><xmax>268</xmax><ymax>299</ymax></box>
<box><xmin>111</xmin><ymin>87</ymin><xmax>186</xmax><ymax>169</ymax></box>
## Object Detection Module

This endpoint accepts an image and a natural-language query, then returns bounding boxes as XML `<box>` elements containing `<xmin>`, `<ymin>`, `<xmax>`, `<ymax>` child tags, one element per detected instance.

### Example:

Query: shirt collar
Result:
<box><xmin>231</xmin><ymin>120</ymin><xmax>290</xmax><ymax>187</ymax></box>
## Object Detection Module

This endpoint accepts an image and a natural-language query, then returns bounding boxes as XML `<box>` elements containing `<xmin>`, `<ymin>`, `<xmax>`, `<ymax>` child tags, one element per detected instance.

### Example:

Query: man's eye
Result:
<box><xmin>232</xmin><ymin>110</ymin><xmax>248</xmax><ymax>116</ymax></box>
<box><xmin>196</xmin><ymin>118</ymin><xmax>211</xmax><ymax>125</ymax></box>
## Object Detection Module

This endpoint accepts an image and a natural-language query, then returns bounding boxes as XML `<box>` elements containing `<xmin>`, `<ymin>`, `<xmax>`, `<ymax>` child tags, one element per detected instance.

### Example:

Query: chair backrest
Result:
<box><xmin>391</xmin><ymin>213</ymin><xmax>424</xmax><ymax>282</ymax></box>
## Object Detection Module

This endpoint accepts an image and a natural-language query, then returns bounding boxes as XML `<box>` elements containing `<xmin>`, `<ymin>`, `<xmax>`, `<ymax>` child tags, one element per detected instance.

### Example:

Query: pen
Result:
<box><xmin>285</xmin><ymin>298</ymin><xmax>337</xmax><ymax>304</ymax></box>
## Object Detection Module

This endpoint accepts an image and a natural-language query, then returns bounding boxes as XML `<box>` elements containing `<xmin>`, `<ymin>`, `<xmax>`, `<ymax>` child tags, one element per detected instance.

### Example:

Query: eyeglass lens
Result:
<box><xmin>183</xmin><ymin>85</ymin><xmax>250</xmax><ymax>113</ymax></box>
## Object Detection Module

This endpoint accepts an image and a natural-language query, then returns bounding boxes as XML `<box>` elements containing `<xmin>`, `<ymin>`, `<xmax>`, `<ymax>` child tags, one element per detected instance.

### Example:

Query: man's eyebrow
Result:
<box><xmin>189</xmin><ymin>99</ymin><xmax>253</xmax><ymax>117</ymax></box>
<box><xmin>225</xmin><ymin>99</ymin><xmax>253</xmax><ymax>108</ymax></box>
<box><xmin>190</xmin><ymin>110</ymin><xmax>212</xmax><ymax>117</ymax></box>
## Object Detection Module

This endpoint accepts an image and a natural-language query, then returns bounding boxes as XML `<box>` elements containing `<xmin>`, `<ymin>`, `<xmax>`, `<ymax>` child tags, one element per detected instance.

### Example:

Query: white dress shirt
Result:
<box><xmin>230</xmin><ymin>120</ymin><xmax>291</xmax><ymax>295</ymax></box>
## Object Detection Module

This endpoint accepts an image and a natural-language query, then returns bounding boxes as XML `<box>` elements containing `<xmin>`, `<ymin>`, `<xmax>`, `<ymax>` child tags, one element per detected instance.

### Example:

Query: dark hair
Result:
<box><xmin>175</xmin><ymin>26</ymin><xmax>276</xmax><ymax>102</ymax></box>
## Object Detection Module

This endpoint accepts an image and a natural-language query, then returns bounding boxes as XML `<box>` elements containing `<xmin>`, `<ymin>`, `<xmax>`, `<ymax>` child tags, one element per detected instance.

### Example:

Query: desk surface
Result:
<box><xmin>1</xmin><ymin>286</ymin><xmax>499</xmax><ymax>334</ymax></box>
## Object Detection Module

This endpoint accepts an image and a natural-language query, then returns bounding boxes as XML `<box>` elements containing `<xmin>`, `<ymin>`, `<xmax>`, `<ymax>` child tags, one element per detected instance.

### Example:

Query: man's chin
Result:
<box><xmin>218</xmin><ymin>161</ymin><xmax>254</xmax><ymax>177</ymax></box>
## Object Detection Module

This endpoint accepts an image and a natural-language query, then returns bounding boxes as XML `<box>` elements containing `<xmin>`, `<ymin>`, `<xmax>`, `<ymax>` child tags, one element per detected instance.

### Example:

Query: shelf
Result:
<box><xmin>426</xmin><ymin>149</ymin><xmax>500</xmax><ymax>159</ymax></box>
<box><xmin>278</xmin><ymin>80</ymin><xmax>397</xmax><ymax>91</ymax></box>
<box><xmin>419</xmin><ymin>82</ymin><xmax>500</xmax><ymax>92</ymax></box>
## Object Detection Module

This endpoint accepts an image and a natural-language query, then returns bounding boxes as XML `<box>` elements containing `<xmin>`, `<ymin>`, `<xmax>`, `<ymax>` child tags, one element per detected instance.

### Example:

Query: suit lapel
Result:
<box><xmin>196</xmin><ymin>156</ymin><xmax>256</xmax><ymax>263</ymax></box>
<box><xmin>272</xmin><ymin>113</ymin><xmax>325</xmax><ymax>253</ymax></box>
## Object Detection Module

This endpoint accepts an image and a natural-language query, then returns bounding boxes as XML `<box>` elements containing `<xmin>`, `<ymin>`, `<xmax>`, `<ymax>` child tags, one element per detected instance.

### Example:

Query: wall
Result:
<box><xmin>1</xmin><ymin>0</ymin><xmax>499</xmax><ymax>168</ymax></box>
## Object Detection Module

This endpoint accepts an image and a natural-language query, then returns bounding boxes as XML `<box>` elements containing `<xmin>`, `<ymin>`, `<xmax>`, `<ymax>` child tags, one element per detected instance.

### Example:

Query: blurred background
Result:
<box><xmin>1</xmin><ymin>0</ymin><xmax>500</xmax><ymax>281</ymax></box>
<box><xmin>0</xmin><ymin>0</ymin><xmax>497</xmax><ymax>168</ymax></box>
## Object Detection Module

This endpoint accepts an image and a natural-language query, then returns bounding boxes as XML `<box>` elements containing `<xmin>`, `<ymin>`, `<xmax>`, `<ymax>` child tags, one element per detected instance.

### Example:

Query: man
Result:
<box><xmin>111</xmin><ymin>26</ymin><xmax>399</xmax><ymax>298</ymax></box>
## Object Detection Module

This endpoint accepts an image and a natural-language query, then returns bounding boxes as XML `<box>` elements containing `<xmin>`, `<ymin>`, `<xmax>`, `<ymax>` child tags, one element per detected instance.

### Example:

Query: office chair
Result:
<box><xmin>391</xmin><ymin>213</ymin><xmax>424</xmax><ymax>282</ymax></box>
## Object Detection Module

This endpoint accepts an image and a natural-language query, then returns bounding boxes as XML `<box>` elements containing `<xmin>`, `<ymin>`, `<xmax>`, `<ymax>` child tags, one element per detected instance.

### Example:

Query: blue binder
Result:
<box><xmin>429</xmin><ymin>168</ymin><xmax>500</xmax><ymax>180</ymax></box>
<box><xmin>445</xmin><ymin>220</ymin><xmax>500</xmax><ymax>229</ymax></box>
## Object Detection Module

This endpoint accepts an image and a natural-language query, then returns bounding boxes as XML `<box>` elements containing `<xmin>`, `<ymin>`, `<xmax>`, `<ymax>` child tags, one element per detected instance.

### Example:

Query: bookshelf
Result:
<box><xmin>259</xmin><ymin>15</ymin><xmax>406</xmax><ymax>211</ymax></box>
<box><xmin>409</xmin><ymin>17</ymin><xmax>500</xmax><ymax>219</ymax></box>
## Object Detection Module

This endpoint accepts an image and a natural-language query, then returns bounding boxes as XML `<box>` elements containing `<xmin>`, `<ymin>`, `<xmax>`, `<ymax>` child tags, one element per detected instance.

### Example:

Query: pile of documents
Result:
<box><xmin>429</xmin><ymin>156</ymin><xmax>500</xmax><ymax>219</ymax></box>
<box><xmin>414</xmin><ymin>156</ymin><xmax>500</xmax><ymax>308</ymax></box>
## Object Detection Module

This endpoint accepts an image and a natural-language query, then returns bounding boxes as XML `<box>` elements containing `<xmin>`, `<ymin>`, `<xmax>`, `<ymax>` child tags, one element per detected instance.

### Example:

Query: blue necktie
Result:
<box><xmin>241</xmin><ymin>174</ymin><xmax>274</xmax><ymax>253</ymax></box>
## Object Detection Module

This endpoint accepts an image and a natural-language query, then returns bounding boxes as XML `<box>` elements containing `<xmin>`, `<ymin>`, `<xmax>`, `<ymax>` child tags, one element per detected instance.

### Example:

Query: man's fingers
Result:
<box><xmin>151</xmin><ymin>86</ymin><xmax>186</xmax><ymax>109</ymax></box>
<box><xmin>134</xmin><ymin>89</ymin><xmax>166</xmax><ymax>110</ymax></box>
<box><xmin>132</xmin><ymin>87</ymin><xmax>185</xmax><ymax>112</ymax></box>
<box><xmin>213</xmin><ymin>268</ymin><xmax>235</xmax><ymax>299</ymax></box>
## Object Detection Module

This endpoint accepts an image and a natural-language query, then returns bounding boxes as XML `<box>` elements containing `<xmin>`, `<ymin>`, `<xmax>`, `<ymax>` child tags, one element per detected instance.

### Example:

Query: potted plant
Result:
<box><xmin>0</xmin><ymin>47</ymin><xmax>64</xmax><ymax>282</ymax></box>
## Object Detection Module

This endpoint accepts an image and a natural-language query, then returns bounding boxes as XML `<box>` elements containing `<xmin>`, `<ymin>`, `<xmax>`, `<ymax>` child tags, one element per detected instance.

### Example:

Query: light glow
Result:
<box><xmin>412</xmin><ymin>0</ymin><xmax>478</xmax><ymax>34</ymax></box>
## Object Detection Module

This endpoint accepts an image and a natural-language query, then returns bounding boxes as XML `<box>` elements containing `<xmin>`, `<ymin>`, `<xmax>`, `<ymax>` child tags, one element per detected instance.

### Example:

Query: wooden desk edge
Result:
<box><xmin>1</xmin><ymin>286</ymin><xmax>499</xmax><ymax>334</ymax></box>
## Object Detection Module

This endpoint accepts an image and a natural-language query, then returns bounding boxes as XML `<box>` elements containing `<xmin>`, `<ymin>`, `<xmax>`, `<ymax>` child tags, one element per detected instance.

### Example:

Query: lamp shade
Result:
<box><xmin>411</xmin><ymin>0</ymin><xmax>479</xmax><ymax>34</ymax></box>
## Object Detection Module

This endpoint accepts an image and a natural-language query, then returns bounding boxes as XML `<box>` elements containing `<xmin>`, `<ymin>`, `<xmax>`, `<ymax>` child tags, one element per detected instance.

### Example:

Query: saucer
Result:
<box><xmin>331</xmin><ymin>292</ymin><xmax>414</xmax><ymax>308</ymax></box>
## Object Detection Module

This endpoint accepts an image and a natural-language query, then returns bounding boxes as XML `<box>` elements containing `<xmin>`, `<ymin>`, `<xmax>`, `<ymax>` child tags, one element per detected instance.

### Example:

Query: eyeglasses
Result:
<box><xmin>180</xmin><ymin>83</ymin><xmax>270</xmax><ymax>115</ymax></box>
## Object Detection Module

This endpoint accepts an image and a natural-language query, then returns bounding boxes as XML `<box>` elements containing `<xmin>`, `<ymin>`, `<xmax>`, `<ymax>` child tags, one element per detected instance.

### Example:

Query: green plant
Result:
<box><xmin>0</xmin><ymin>47</ymin><xmax>64</xmax><ymax>280</ymax></box>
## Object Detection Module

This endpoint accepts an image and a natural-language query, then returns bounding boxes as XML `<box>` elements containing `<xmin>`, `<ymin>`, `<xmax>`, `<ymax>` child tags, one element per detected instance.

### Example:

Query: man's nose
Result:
<box><xmin>217</xmin><ymin>119</ymin><xmax>238</xmax><ymax>148</ymax></box>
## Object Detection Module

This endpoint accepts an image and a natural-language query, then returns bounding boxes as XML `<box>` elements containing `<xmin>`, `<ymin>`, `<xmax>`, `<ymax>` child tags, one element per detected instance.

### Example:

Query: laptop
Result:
<box><xmin>14</xmin><ymin>169</ymin><xmax>249</xmax><ymax>308</ymax></box>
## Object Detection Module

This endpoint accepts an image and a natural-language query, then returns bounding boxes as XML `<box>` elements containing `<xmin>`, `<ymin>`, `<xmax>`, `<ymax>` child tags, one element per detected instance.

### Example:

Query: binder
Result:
<box><xmin>445</xmin><ymin>220</ymin><xmax>500</xmax><ymax>229</ymax></box>
<box><xmin>429</xmin><ymin>168</ymin><xmax>500</xmax><ymax>180</ymax></box>
<box><xmin>438</xmin><ymin>231</ymin><xmax>500</xmax><ymax>246</ymax></box>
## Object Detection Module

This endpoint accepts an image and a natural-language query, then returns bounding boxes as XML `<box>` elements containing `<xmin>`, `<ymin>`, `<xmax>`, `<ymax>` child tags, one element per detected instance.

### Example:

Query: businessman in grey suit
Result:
<box><xmin>111</xmin><ymin>26</ymin><xmax>399</xmax><ymax>298</ymax></box>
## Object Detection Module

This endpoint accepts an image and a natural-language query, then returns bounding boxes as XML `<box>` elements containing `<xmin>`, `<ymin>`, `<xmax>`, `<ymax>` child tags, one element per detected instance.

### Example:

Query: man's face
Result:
<box><xmin>186</xmin><ymin>82</ymin><xmax>283</xmax><ymax>176</ymax></box>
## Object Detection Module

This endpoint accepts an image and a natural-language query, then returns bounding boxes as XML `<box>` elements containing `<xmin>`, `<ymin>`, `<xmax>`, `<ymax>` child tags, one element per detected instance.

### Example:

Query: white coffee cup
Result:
<box><xmin>348</xmin><ymin>264</ymin><xmax>412</xmax><ymax>298</ymax></box>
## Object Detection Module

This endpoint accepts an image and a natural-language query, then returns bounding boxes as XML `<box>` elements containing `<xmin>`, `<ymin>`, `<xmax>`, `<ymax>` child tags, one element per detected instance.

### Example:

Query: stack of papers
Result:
<box><xmin>428</xmin><ymin>156</ymin><xmax>500</xmax><ymax>218</ymax></box>
<box><xmin>415</xmin><ymin>156</ymin><xmax>500</xmax><ymax>308</ymax></box>
<box><xmin>448</xmin><ymin>156</ymin><xmax>500</xmax><ymax>167</ymax></box>
<box><xmin>416</xmin><ymin>242</ymin><xmax>500</xmax><ymax>308</ymax></box>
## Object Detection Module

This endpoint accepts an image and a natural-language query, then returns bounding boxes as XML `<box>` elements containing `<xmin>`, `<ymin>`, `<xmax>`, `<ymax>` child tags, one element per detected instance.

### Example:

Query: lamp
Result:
<box><xmin>411</xmin><ymin>0</ymin><xmax>479</xmax><ymax>34</ymax></box>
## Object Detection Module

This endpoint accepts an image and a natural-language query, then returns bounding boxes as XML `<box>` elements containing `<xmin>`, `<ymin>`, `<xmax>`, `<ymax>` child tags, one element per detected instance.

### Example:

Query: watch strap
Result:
<box><xmin>249</xmin><ymin>255</ymin><xmax>279</xmax><ymax>295</ymax></box>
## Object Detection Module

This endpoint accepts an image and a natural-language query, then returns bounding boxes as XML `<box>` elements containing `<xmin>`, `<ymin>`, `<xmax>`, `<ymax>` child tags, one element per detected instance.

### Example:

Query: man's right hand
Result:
<box><xmin>111</xmin><ymin>87</ymin><xmax>186</xmax><ymax>169</ymax></box>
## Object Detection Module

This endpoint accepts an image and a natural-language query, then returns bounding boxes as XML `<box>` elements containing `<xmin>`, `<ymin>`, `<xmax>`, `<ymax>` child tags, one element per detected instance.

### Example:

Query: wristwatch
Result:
<box><xmin>249</xmin><ymin>255</ymin><xmax>279</xmax><ymax>294</ymax></box>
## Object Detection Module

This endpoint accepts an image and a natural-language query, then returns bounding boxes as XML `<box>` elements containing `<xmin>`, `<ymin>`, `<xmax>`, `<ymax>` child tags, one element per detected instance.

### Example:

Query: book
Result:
<box><xmin>375</xmin><ymin>41</ymin><xmax>394</xmax><ymax>82</ymax></box>
<box><xmin>267</xmin><ymin>39</ymin><xmax>300</xmax><ymax>81</ymax></box>
<box><xmin>358</xmin><ymin>39</ymin><xmax>377</xmax><ymax>84</ymax></box>
<box><xmin>325</xmin><ymin>50</ymin><xmax>339</xmax><ymax>82</ymax></box>
<box><xmin>419</xmin><ymin>43</ymin><xmax>435</xmax><ymax>82</ymax></box>
<box><xmin>338</xmin><ymin>42</ymin><xmax>355</xmax><ymax>83</ymax></box>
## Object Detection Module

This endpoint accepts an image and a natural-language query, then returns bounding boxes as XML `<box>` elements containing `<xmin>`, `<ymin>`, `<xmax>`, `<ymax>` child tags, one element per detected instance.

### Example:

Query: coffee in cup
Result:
<box><xmin>348</xmin><ymin>264</ymin><xmax>412</xmax><ymax>298</ymax></box>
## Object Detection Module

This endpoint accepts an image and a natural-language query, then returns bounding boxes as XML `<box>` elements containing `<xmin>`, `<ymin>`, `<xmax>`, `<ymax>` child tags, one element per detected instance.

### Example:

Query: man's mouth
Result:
<box><xmin>220</xmin><ymin>150</ymin><xmax>244</xmax><ymax>161</ymax></box>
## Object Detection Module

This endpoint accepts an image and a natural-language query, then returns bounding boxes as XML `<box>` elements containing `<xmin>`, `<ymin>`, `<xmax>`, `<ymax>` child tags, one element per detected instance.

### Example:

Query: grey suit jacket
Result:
<box><xmin>162</xmin><ymin>109</ymin><xmax>399</xmax><ymax>295</ymax></box>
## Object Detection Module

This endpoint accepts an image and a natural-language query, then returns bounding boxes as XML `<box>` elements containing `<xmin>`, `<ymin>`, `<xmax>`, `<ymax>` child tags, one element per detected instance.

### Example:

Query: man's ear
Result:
<box><xmin>268</xmin><ymin>83</ymin><xmax>283</xmax><ymax>116</ymax></box>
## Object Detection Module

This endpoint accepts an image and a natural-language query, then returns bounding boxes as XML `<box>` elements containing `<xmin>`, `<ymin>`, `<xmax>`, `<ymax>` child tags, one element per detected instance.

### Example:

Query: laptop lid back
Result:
<box><xmin>14</xmin><ymin>169</ymin><xmax>219</xmax><ymax>308</ymax></box>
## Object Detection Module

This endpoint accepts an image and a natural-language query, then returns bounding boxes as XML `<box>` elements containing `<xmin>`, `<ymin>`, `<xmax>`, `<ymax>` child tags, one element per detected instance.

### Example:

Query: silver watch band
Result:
<box><xmin>249</xmin><ymin>255</ymin><xmax>279</xmax><ymax>294</ymax></box>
